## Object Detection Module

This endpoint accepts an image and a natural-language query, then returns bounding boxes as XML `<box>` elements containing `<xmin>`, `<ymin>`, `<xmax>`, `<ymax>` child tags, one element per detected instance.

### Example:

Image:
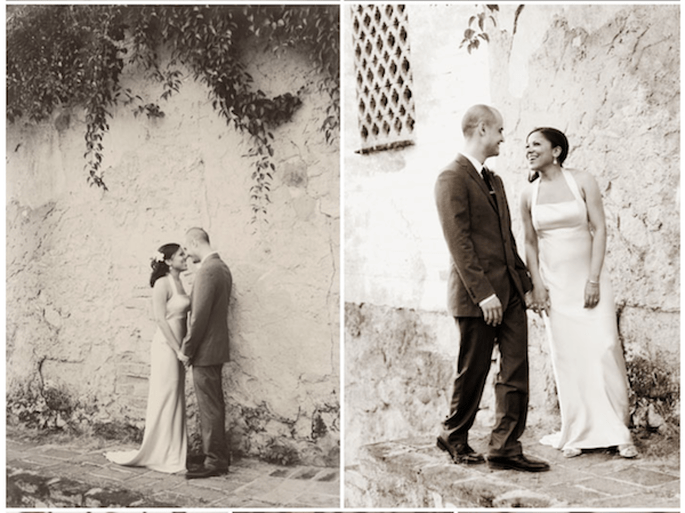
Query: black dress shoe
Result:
<box><xmin>487</xmin><ymin>453</ymin><xmax>550</xmax><ymax>472</ymax></box>
<box><xmin>437</xmin><ymin>436</ymin><xmax>485</xmax><ymax>464</ymax></box>
<box><xmin>185</xmin><ymin>466</ymin><xmax>228</xmax><ymax>479</ymax></box>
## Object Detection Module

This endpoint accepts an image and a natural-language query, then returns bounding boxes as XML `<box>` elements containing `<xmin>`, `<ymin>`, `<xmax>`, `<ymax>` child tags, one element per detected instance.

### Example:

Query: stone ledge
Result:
<box><xmin>346</xmin><ymin>433</ymin><xmax>679</xmax><ymax>508</ymax></box>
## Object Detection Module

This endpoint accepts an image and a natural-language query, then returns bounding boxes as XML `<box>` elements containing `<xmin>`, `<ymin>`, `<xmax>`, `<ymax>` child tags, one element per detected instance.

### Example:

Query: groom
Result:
<box><xmin>434</xmin><ymin>105</ymin><xmax>549</xmax><ymax>472</ymax></box>
<box><xmin>182</xmin><ymin>227</ymin><xmax>232</xmax><ymax>479</ymax></box>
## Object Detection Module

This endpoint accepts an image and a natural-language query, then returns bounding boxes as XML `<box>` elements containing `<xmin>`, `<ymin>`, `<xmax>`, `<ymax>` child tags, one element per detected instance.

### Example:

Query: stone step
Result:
<box><xmin>346</xmin><ymin>433</ymin><xmax>680</xmax><ymax>508</ymax></box>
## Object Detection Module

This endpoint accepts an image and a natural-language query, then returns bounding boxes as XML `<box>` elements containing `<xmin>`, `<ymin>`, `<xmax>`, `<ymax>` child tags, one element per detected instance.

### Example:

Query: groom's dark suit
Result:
<box><xmin>183</xmin><ymin>253</ymin><xmax>232</xmax><ymax>471</ymax></box>
<box><xmin>435</xmin><ymin>153</ymin><xmax>532</xmax><ymax>457</ymax></box>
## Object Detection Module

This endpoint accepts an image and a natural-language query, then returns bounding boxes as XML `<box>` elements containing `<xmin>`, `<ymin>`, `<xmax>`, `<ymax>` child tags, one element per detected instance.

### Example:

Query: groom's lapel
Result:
<box><xmin>458</xmin><ymin>156</ymin><xmax>498</xmax><ymax>212</ymax></box>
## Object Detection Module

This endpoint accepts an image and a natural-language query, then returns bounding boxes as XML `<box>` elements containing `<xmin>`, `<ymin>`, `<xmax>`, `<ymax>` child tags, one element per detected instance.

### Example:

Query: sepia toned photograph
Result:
<box><xmin>343</xmin><ymin>3</ymin><xmax>679</xmax><ymax>508</ymax></box>
<box><xmin>6</xmin><ymin>4</ymin><xmax>340</xmax><ymax>508</ymax></box>
<box><xmin>5</xmin><ymin>0</ymin><xmax>683</xmax><ymax>511</ymax></box>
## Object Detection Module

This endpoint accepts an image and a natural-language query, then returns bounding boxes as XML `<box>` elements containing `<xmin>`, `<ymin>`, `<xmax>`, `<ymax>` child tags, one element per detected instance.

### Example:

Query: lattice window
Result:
<box><xmin>352</xmin><ymin>4</ymin><xmax>416</xmax><ymax>153</ymax></box>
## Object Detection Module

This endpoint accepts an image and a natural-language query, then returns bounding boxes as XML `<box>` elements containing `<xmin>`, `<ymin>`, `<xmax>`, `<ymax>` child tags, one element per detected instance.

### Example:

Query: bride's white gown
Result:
<box><xmin>532</xmin><ymin>170</ymin><xmax>632</xmax><ymax>451</ymax></box>
<box><xmin>105</xmin><ymin>276</ymin><xmax>190</xmax><ymax>473</ymax></box>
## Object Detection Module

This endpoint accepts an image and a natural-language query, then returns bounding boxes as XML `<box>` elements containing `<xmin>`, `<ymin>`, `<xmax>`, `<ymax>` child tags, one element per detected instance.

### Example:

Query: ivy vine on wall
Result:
<box><xmin>7</xmin><ymin>5</ymin><xmax>340</xmax><ymax>222</ymax></box>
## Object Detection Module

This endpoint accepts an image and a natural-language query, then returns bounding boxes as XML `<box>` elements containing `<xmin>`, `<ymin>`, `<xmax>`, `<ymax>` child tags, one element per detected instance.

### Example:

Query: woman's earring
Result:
<box><xmin>553</xmin><ymin>157</ymin><xmax>558</xmax><ymax>165</ymax></box>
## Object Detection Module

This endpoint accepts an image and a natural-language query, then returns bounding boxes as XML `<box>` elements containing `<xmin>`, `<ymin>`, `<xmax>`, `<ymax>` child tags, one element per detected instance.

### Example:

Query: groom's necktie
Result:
<box><xmin>482</xmin><ymin>167</ymin><xmax>499</xmax><ymax>214</ymax></box>
<box><xmin>481</xmin><ymin>167</ymin><xmax>495</xmax><ymax>194</ymax></box>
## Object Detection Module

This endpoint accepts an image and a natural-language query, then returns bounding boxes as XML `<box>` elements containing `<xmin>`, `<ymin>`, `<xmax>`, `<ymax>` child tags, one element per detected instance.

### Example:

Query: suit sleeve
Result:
<box><xmin>183</xmin><ymin>266</ymin><xmax>215</xmax><ymax>360</ymax></box>
<box><xmin>510</xmin><ymin>228</ymin><xmax>533</xmax><ymax>293</ymax></box>
<box><xmin>435</xmin><ymin>171</ymin><xmax>496</xmax><ymax>304</ymax></box>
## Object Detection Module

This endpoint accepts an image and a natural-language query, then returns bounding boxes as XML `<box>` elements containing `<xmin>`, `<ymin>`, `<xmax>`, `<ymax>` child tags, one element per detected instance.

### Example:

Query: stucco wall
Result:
<box><xmin>344</xmin><ymin>3</ymin><xmax>496</xmax><ymax>465</ymax></box>
<box><xmin>344</xmin><ymin>4</ymin><xmax>679</xmax><ymax>465</ymax></box>
<box><xmin>6</xmin><ymin>39</ymin><xmax>340</xmax><ymax>466</ymax></box>
<box><xmin>344</xmin><ymin>4</ymin><xmax>490</xmax><ymax>312</ymax></box>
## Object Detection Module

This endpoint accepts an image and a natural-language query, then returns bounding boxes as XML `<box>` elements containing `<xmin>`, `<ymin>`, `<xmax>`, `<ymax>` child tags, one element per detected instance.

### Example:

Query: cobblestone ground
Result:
<box><xmin>346</xmin><ymin>427</ymin><xmax>679</xmax><ymax>508</ymax></box>
<box><xmin>7</xmin><ymin>432</ymin><xmax>340</xmax><ymax>508</ymax></box>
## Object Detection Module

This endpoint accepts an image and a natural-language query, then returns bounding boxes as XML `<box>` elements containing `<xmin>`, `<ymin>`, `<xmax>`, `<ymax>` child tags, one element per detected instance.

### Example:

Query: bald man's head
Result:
<box><xmin>460</xmin><ymin>104</ymin><xmax>504</xmax><ymax>161</ymax></box>
<box><xmin>461</xmin><ymin>104</ymin><xmax>499</xmax><ymax>139</ymax></box>
<box><xmin>184</xmin><ymin>227</ymin><xmax>211</xmax><ymax>263</ymax></box>
<box><xmin>186</xmin><ymin>227</ymin><xmax>210</xmax><ymax>245</ymax></box>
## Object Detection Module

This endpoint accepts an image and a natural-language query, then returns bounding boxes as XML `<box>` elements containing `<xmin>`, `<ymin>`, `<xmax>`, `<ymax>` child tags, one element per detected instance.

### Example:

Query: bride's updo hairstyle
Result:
<box><xmin>527</xmin><ymin>127</ymin><xmax>569</xmax><ymax>182</ymax></box>
<box><xmin>149</xmin><ymin>243</ymin><xmax>181</xmax><ymax>287</ymax></box>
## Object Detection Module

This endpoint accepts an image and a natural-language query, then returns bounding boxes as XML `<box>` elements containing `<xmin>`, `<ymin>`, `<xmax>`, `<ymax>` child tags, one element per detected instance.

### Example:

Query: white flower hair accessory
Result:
<box><xmin>154</xmin><ymin>251</ymin><xmax>165</xmax><ymax>263</ymax></box>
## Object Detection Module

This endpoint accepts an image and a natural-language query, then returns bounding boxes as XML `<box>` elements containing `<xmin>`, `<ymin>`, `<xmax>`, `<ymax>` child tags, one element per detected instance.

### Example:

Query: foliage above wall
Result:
<box><xmin>7</xmin><ymin>5</ymin><xmax>340</xmax><ymax>221</ymax></box>
<box><xmin>460</xmin><ymin>4</ymin><xmax>499</xmax><ymax>53</ymax></box>
<box><xmin>460</xmin><ymin>4</ymin><xmax>527</xmax><ymax>54</ymax></box>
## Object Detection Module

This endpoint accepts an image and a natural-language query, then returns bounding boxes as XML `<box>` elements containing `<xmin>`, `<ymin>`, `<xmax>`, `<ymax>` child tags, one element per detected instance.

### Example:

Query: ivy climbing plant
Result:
<box><xmin>460</xmin><ymin>4</ymin><xmax>499</xmax><ymax>53</ymax></box>
<box><xmin>7</xmin><ymin>5</ymin><xmax>340</xmax><ymax>222</ymax></box>
<box><xmin>460</xmin><ymin>4</ymin><xmax>526</xmax><ymax>54</ymax></box>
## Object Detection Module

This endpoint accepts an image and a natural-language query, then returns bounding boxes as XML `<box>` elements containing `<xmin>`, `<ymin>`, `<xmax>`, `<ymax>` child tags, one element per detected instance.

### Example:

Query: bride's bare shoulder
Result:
<box><xmin>520</xmin><ymin>181</ymin><xmax>535</xmax><ymax>205</ymax></box>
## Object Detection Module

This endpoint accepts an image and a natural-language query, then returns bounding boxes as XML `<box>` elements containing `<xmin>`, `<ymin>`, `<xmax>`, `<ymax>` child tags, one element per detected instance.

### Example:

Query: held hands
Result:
<box><xmin>584</xmin><ymin>280</ymin><xmax>600</xmax><ymax>308</ymax></box>
<box><xmin>528</xmin><ymin>287</ymin><xmax>550</xmax><ymax>315</ymax></box>
<box><xmin>480</xmin><ymin>295</ymin><xmax>503</xmax><ymax>326</ymax></box>
<box><xmin>524</xmin><ymin>291</ymin><xmax>535</xmax><ymax>310</ymax></box>
<box><xmin>176</xmin><ymin>351</ymin><xmax>191</xmax><ymax>367</ymax></box>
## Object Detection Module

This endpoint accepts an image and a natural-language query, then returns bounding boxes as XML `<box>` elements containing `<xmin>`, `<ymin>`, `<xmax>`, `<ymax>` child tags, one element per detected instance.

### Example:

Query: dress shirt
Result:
<box><xmin>461</xmin><ymin>152</ymin><xmax>486</xmax><ymax>176</ymax></box>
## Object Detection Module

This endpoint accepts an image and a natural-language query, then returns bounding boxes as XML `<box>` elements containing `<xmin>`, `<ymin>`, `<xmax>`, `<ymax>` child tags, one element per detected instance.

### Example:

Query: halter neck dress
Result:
<box><xmin>532</xmin><ymin>170</ymin><xmax>632</xmax><ymax>451</ymax></box>
<box><xmin>105</xmin><ymin>275</ymin><xmax>190</xmax><ymax>473</ymax></box>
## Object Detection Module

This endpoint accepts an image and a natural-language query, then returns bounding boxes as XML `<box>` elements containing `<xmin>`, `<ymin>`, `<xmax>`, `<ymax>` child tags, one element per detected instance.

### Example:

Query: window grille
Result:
<box><xmin>352</xmin><ymin>4</ymin><xmax>416</xmax><ymax>153</ymax></box>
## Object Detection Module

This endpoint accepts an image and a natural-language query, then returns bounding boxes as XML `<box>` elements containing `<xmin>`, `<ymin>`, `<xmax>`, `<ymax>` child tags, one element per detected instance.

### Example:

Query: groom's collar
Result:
<box><xmin>460</xmin><ymin>152</ymin><xmax>485</xmax><ymax>176</ymax></box>
<box><xmin>201</xmin><ymin>251</ymin><xmax>219</xmax><ymax>264</ymax></box>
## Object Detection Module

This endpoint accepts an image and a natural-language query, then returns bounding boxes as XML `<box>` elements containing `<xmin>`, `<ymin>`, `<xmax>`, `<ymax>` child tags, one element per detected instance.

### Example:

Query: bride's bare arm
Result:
<box><xmin>519</xmin><ymin>186</ymin><xmax>549</xmax><ymax>311</ymax></box>
<box><xmin>577</xmin><ymin>170</ymin><xmax>606</xmax><ymax>308</ymax></box>
<box><xmin>152</xmin><ymin>278</ymin><xmax>184</xmax><ymax>355</ymax></box>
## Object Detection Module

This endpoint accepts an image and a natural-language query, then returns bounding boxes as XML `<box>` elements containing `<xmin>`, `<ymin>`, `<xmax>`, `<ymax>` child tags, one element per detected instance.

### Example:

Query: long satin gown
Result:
<box><xmin>105</xmin><ymin>275</ymin><xmax>190</xmax><ymax>473</ymax></box>
<box><xmin>532</xmin><ymin>170</ymin><xmax>632</xmax><ymax>452</ymax></box>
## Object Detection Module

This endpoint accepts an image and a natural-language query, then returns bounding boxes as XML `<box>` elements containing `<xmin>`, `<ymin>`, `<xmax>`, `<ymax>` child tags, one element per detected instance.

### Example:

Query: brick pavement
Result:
<box><xmin>7</xmin><ymin>436</ymin><xmax>340</xmax><ymax>508</ymax></box>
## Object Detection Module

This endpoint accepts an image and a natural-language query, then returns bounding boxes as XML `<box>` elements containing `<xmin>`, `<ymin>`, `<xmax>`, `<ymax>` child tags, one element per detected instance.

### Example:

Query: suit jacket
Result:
<box><xmin>182</xmin><ymin>253</ymin><xmax>232</xmax><ymax>366</ymax></box>
<box><xmin>435</xmin><ymin>154</ymin><xmax>532</xmax><ymax>317</ymax></box>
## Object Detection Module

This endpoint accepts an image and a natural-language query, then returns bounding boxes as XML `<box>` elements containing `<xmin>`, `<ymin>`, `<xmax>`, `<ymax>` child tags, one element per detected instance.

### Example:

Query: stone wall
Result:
<box><xmin>6</xmin><ymin>38</ymin><xmax>340</xmax><ymax>466</ymax></box>
<box><xmin>490</xmin><ymin>4</ymin><xmax>680</xmax><ymax>371</ymax></box>
<box><xmin>344</xmin><ymin>4</ymin><xmax>679</xmax><ymax>465</ymax></box>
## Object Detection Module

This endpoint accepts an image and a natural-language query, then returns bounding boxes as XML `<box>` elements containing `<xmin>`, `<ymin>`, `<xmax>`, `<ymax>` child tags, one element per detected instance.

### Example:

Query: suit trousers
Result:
<box><xmin>443</xmin><ymin>292</ymin><xmax>529</xmax><ymax>457</ymax></box>
<box><xmin>192</xmin><ymin>365</ymin><xmax>229</xmax><ymax>470</ymax></box>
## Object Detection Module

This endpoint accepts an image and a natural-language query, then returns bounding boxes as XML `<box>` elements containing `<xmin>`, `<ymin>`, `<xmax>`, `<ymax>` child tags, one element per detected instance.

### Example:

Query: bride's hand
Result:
<box><xmin>584</xmin><ymin>280</ymin><xmax>600</xmax><ymax>308</ymax></box>
<box><xmin>176</xmin><ymin>351</ymin><xmax>190</xmax><ymax>364</ymax></box>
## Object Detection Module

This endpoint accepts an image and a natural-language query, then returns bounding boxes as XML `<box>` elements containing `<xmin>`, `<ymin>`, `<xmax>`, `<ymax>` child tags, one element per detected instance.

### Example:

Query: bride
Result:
<box><xmin>519</xmin><ymin>127</ymin><xmax>638</xmax><ymax>459</ymax></box>
<box><xmin>105</xmin><ymin>243</ymin><xmax>191</xmax><ymax>472</ymax></box>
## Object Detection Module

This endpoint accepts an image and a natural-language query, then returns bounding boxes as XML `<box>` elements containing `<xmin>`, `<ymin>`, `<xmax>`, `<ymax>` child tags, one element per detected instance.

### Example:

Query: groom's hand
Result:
<box><xmin>480</xmin><ymin>295</ymin><xmax>502</xmax><ymax>326</ymax></box>
<box><xmin>524</xmin><ymin>291</ymin><xmax>535</xmax><ymax>310</ymax></box>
